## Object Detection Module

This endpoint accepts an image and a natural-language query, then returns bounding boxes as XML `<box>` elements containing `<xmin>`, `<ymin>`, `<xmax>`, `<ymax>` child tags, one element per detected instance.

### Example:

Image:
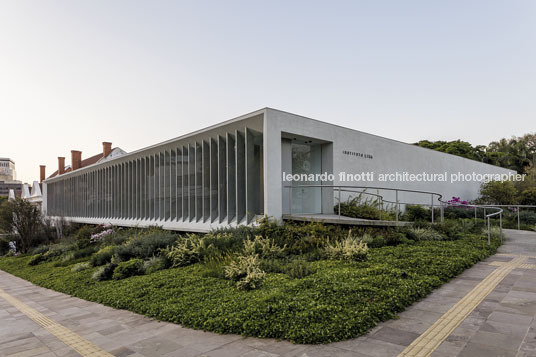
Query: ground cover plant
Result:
<box><xmin>0</xmin><ymin>218</ymin><xmax>500</xmax><ymax>344</ymax></box>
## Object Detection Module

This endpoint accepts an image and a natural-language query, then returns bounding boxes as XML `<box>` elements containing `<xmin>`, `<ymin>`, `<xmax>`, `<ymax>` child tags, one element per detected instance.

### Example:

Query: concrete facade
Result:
<box><xmin>43</xmin><ymin>108</ymin><xmax>513</xmax><ymax>232</ymax></box>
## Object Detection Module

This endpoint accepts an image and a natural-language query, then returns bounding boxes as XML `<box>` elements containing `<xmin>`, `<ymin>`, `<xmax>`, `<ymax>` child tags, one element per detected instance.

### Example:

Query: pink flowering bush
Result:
<box><xmin>90</xmin><ymin>225</ymin><xmax>113</xmax><ymax>243</ymax></box>
<box><xmin>448</xmin><ymin>197</ymin><xmax>468</xmax><ymax>206</ymax></box>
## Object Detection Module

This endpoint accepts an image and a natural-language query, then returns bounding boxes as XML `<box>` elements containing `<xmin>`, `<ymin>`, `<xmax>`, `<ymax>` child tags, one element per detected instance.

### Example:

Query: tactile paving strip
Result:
<box><xmin>0</xmin><ymin>287</ymin><xmax>114</xmax><ymax>357</ymax></box>
<box><xmin>398</xmin><ymin>255</ymin><xmax>526</xmax><ymax>357</ymax></box>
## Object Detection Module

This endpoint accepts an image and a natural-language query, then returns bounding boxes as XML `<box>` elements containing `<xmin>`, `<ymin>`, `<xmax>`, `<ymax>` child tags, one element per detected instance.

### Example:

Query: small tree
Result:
<box><xmin>478</xmin><ymin>180</ymin><xmax>518</xmax><ymax>205</ymax></box>
<box><xmin>0</xmin><ymin>198</ymin><xmax>43</xmax><ymax>253</ymax></box>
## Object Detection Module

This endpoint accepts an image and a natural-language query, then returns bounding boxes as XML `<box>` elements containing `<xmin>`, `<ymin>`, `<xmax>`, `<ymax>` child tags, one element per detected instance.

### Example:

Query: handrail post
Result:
<box><xmin>338</xmin><ymin>187</ymin><xmax>341</xmax><ymax>220</ymax></box>
<box><xmin>395</xmin><ymin>190</ymin><xmax>399</xmax><ymax>222</ymax></box>
<box><xmin>289</xmin><ymin>186</ymin><xmax>292</xmax><ymax>215</ymax></box>
<box><xmin>487</xmin><ymin>216</ymin><xmax>491</xmax><ymax>246</ymax></box>
<box><xmin>474</xmin><ymin>206</ymin><xmax>477</xmax><ymax>223</ymax></box>
<box><xmin>500</xmin><ymin>212</ymin><xmax>503</xmax><ymax>243</ymax></box>
<box><xmin>431</xmin><ymin>194</ymin><xmax>434</xmax><ymax>224</ymax></box>
<box><xmin>483</xmin><ymin>208</ymin><xmax>486</xmax><ymax>225</ymax></box>
<box><xmin>518</xmin><ymin>206</ymin><xmax>521</xmax><ymax>230</ymax></box>
<box><xmin>440</xmin><ymin>202</ymin><xmax>444</xmax><ymax>223</ymax></box>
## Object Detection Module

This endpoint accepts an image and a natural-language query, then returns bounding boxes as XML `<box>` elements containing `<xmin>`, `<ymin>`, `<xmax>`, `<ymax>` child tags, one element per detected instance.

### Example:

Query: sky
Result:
<box><xmin>1</xmin><ymin>0</ymin><xmax>535</xmax><ymax>184</ymax></box>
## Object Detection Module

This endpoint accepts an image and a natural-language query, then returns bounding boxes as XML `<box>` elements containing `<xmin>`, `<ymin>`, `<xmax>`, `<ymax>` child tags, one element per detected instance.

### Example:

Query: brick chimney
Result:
<box><xmin>58</xmin><ymin>157</ymin><xmax>65</xmax><ymax>175</ymax></box>
<box><xmin>102</xmin><ymin>142</ymin><xmax>112</xmax><ymax>157</ymax></box>
<box><xmin>39</xmin><ymin>165</ymin><xmax>46</xmax><ymax>183</ymax></box>
<box><xmin>71</xmin><ymin>150</ymin><xmax>82</xmax><ymax>171</ymax></box>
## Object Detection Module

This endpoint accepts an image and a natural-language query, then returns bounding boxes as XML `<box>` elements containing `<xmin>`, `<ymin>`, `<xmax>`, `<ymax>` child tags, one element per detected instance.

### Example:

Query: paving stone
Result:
<box><xmin>370</xmin><ymin>326</ymin><xmax>419</xmax><ymax>346</ymax></box>
<box><xmin>433</xmin><ymin>340</ymin><xmax>467</xmax><ymax>356</ymax></box>
<box><xmin>109</xmin><ymin>346</ymin><xmax>136</xmax><ymax>357</ymax></box>
<box><xmin>487</xmin><ymin>311</ymin><xmax>533</xmax><ymax>326</ymax></box>
<box><xmin>457</xmin><ymin>342</ymin><xmax>517</xmax><ymax>357</ymax></box>
<box><xmin>298</xmin><ymin>345</ymin><xmax>371</xmax><ymax>357</ymax></box>
<box><xmin>470</xmin><ymin>330</ymin><xmax>525</xmax><ymax>351</ymax></box>
<box><xmin>202</xmin><ymin>340</ymin><xmax>255</xmax><ymax>357</ymax></box>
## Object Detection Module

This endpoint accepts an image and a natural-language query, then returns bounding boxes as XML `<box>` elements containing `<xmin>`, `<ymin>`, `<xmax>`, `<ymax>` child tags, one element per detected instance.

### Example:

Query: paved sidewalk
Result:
<box><xmin>1</xmin><ymin>229</ymin><xmax>535</xmax><ymax>357</ymax></box>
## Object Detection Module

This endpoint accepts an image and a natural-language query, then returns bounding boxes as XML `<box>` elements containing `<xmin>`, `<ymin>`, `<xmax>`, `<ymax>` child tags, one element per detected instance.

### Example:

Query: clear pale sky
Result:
<box><xmin>1</xmin><ymin>0</ymin><xmax>535</xmax><ymax>184</ymax></box>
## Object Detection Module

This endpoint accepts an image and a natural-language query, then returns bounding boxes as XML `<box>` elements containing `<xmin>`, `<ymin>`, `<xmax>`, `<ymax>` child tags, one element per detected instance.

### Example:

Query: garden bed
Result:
<box><xmin>0</xmin><ymin>221</ymin><xmax>499</xmax><ymax>344</ymax></box>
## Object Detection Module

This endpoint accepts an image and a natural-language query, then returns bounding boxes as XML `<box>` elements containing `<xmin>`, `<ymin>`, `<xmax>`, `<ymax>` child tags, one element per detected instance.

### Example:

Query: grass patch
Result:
<box><xmin>0</xmin><ymin>233</ymin><xmax>498</xmax><ymax>344</ymax></box>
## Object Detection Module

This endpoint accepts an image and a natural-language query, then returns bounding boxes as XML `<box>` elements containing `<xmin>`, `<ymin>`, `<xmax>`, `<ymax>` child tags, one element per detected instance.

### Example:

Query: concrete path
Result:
<box><xmin>1</xmin><ymin>229</ymin><xmax>536</xmax><ymax>357</ymax></box>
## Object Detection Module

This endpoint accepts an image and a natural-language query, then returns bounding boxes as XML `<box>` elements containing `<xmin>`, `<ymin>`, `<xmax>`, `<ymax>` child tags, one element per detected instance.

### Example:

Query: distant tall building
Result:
<box><xmin>0</xmin><ymin>157</ymin><xmax>22</xmax><ymax>197</ymax></box>
<box><xmin>0</xmin><ymin>158</ymin><xmax>16</xmax><ymax>181</ymax></box>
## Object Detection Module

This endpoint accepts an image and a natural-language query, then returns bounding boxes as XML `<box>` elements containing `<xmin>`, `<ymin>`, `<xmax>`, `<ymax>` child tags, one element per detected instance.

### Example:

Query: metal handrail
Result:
<box><xmin>284</xmin><ymin>184</ymin><xmax>507</xmax><ymax>245</ymax></box>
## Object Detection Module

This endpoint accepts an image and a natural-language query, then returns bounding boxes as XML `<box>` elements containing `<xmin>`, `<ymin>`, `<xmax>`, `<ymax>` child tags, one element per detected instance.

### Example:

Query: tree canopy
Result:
<box><xmin>415</xmin><ymin>133</ymin><xmax>536</xmax><ymax>174</ymax></box>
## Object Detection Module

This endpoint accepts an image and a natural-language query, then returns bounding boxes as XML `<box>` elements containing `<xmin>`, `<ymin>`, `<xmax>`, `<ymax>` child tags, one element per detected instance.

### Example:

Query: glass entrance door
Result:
<box><xmin>291</xmin><ymin>142</ymin><xmax>322</xmax><ymax>214</ymax></box>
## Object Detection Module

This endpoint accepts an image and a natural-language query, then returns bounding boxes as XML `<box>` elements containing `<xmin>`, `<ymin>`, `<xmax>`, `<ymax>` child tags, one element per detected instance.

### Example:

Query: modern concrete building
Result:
<box><xmin>43</xmin><ymin>108</ymin><xmax>513</xmax><ymax>232</ymax></box>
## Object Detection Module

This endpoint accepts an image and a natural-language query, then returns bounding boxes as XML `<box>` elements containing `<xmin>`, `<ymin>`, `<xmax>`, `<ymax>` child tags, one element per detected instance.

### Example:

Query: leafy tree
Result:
<box><xmin>478</xmin><ymin>181</ymin><xmax>518</xmax><ymax>205</ymax></box>
<box><xmin>519</xmin><ymin>188</ymin><xmax>536</xmax><ymax>205</ymax></box>
<box><xmin>0</xmin><ymin>198</ymin><xmax>44</xmax><ymax>253</ymax></box>
<box><xmin>415</xmin><ymin>133</ymin><xmax>536</xmax><ymax>174</ymax></box>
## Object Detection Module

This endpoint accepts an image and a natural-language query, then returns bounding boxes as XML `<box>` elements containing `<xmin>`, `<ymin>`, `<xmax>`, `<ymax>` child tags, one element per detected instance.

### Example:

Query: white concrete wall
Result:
<box><xmin>264</xmin><ymin>108</ymin><xmax>515</xmax><ymax>220</ymax></box>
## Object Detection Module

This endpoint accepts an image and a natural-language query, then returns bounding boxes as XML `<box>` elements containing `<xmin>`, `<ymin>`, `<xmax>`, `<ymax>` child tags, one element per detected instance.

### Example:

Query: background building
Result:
<box><xmin>0</xmin><ymin>158</ymin><xmax>22</xmax><ymax>197</ymax></box>
<box><xmin>42</xmin><ymin>108</ymin><xmax>513</xmax><ymax>232</ymax></box>
<box><xmin>0</xmin><ymin>158</ymin><xmax>16</xmax><ymax>181</ymax></box>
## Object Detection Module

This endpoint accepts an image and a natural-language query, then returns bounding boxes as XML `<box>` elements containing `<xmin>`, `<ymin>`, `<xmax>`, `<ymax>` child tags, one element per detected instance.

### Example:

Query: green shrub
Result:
<box><xmin>114</xmin><ymin>231</ymin><xmax>178</xmax><ymax>261</ymax></box>
<box><xmin>519</xmin><ymin>211</ymin><xmax>536</xmax><ymax>225</ymax></box>
<box><xmin>406</xmin><ymin>227</ymin><xmax>444</xmax><ymax>241</ymax></box>
<box><xmin>224</xmin><ymin>254</ymin><xmax>266</xmax><ymax>290</ymax></box>
<box><xmin>433</xmin><ymin>221</ymin><xmax>463</xmax><ymax>240</ymax></box>
<box><xmin>90</xmin><ymin>246</ymin><xmax>116</xmax><ymax>266</ymax></box>
<box><xmin>164</xmin><ymin>234</ymin><xmax>212</xmax><ymax>267</ymax></box>
<box><xmin>400</xmin><ymin>237</ymin><xmax>415</xmax><ymax>245</ymax></box>
<box><xmin>28</xmin><ymin>253</ymin><xmax>46</xmax><ymax>266</ymax></box>
<box><xmin>405</xmin><ymin>205</ymin><xmax>430</xmax><ymax>221</ymax></box>
<box><xmin>73</xmin><ymin>225</ymin><xmax>93</xmax><ymax>249</ymax></box>
<box><xmin>485</xmin><ymin>226</ymin><xmax>502</xmax><ymax>240</ymax></box>
<box><xmin>370</xmin><ymin>236</ymin><xmax>386</xmax><ymax>248</ymax></box>
<box><xmin>444</xmin><ymin>207</ymin><xmax>474</xmax><ymax>220</ymax></box>
<box><xmin>44</xmin><ymin>245</ymin><xmax>70</xmax><ymax>259</ymax></box>
<box><xmin>243</xmin><ymin>235</ymin><xmax>286</xmax><ymax>258</ymax></box>
<box><xmin>324</xmin><ymin>232</ymin><xmax>369</xmax><ymax>261</ymax></box>
<box><xmin>92</xmin><ymin>262</ymin><xmax>117</xmax><ymax>281</ymax></box>
<box><xmin>63</xmin><ymin>245</ymin><xmax>99</xmax><ymax>263</ymax></box>
<box><xmin>200</xmin><ymin>254</ymin><xmax>233</xmax><ymax>279</ymax></box>
<box><xmin>337</xmin><ymin>199</ymin><xmax>381</xmax><ymax>220</ymax></box>
<box><xmin>457</xmin><ymin>219</ymin><xmax>484</xmax><ymax>234</ymax></box>
<box><xmin>201</xmin><ymin>231</ymin><xmax>248</xmax><ymax>255</ymax></box>
<box><xmin>383</xmin><ymin>231</ymin><xmax>406</xmax><ymax>246</ymax></box>
<box><xmin>520</xmin><ymin>188</ymin><xmax>536</xmax><ymax>205</ymax></box>
<box><xmin>71</xmin><ymin>262</ymin><xmax>90</xmax><ymax>272</ymax></box>
<box><xmin>265</xmin><ymin>221</ymin><xmax>334</xmax><ymax>254</ymax></box>
<box><xmin>30</xmin><ymin>244</ymin><xmax>50</xmax><ymax>255</ymax></box>
<box><xmin>260</xmin><ymin>258</ymin><xmax>287</xmax><ymax>274</ymax></box>
<box><xmin>113</xmin><ymin>259</ymin><xmax>145</xmax><ymax>280</ymax></box>
<box><xmin>359</xmin><ymin>233</ymin><xmax>374</xmax><ymax>246</ymax></box>
<box><xmin>143</xmin><ymin>256</ymin><xmax>169</xmax><ymax>275</ymax></box>
<box><xmin>285</xmin><ymin>258</ymin><xmax>316</xmax><ymax>279</ymax></box>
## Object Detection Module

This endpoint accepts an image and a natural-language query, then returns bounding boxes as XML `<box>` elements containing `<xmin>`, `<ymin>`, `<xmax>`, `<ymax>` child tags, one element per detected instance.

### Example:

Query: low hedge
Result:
<box><xmin>0</xmin><ymin>234</ymin><xmax>498</xmax><ymax>344</ymax></box>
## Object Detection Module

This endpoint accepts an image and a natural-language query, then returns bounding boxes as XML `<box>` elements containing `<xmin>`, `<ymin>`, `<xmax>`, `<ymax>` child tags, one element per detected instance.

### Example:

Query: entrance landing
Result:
<box><xmin>282</xmin><ymin>213</ymin><xmax>411</xmax><ymax>227</ymax></box>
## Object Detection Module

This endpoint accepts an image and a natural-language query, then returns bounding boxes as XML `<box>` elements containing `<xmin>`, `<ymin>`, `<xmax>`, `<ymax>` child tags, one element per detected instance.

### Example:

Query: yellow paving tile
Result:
<box><xmin>0</xmin><ymin>288</ymin><xmax>114</xmax><ymax>357</ymax></box>
<box><xmin>398</xmin><ymin>255</ymin><xmax>526</xmax><ymax>357</ymax></box>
